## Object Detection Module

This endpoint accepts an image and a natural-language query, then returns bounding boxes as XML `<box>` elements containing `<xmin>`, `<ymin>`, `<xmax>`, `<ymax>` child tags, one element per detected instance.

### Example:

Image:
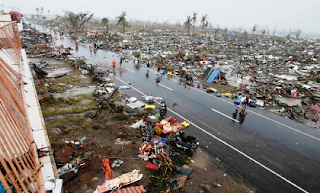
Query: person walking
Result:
<box><xmin>120</xmin><ymin>57</ymin><xmax>123</xmax><ymax>65</ymax></box>
<box><xmin>112</xmin><ymin>59</ymin><xmax>116</xmax><ymax>69</ymax></box>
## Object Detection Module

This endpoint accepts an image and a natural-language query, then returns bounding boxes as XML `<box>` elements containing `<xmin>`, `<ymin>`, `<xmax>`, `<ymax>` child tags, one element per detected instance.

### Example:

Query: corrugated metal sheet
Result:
<box><xmin>0</xmin><ymin>21</ymin><xmax>45</xmax><ymax>193</ymax></box>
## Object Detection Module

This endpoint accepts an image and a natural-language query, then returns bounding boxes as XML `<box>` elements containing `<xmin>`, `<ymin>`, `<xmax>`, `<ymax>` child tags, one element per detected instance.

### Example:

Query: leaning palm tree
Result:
<box><xmin>192</xmin><ymin>12</ymin><xmax>197</xmax><ymax>35</ymax></box>
<box><xmin>184</xmin><ymin>16</ymin><xmax>192</xmax><ymax>35</ymax></box>
<box><xmin>101</xmin><ymin>17</ymin><xmax>109</xmax><ymax>34</ymax></box>
<box><xmin>117</xmin><ymin>11</ymin><xmax>127</xmax><ymax>33</ymax></box>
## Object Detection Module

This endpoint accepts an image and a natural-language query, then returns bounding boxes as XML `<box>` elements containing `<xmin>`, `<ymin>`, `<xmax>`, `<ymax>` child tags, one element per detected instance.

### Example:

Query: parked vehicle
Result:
<box><xmin>170</xmin><ymin>129</ymin><xmax>199</xmax><ymax>156</ymax></box>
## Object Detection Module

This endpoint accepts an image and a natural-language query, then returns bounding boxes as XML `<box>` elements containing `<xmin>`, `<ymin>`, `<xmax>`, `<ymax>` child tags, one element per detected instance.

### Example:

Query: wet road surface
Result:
<box><xmin>34</xmin><ymin>24</ymin><xmax>320</xmax><ymax>193</ymax></box>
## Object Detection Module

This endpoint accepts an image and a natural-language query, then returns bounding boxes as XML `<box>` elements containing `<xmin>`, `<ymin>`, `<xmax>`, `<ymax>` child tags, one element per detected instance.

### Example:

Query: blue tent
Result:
<box><xmin>207</xmin><ymin>70</ymin><xmax>225</xmax><ymax>83</ymax></box>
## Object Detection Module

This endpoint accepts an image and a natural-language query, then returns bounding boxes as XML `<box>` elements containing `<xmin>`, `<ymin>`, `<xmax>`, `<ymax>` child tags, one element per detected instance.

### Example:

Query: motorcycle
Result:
<box><xmin>170</xmin><ymin>129</ymin><xmax>199</xmax><ymax>156</ymax></box>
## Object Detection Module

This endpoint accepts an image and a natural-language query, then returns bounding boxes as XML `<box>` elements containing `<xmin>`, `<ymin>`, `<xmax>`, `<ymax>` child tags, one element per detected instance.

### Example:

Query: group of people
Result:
<box><xmin>112</xmin><ymin>56</ymin><xmax>125</xmax><ymax>68</ymax></box>
<box><xmin>235</xmin><ymin>93</ymin><xmax>250</xmax><ymax>114</ymax></box>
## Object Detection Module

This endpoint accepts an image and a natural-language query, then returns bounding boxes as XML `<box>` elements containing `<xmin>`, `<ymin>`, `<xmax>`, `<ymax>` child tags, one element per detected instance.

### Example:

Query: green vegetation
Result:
<box><xmin>45</xmin><ymin>118</ymin><xmax>67</xmax><ymax>129</ymax></box>
<box><xmin>69</xmin><ymin>115</ymin><xmax>84</xmax><ymax>121</ymax></box>
<box><xmin>133</xmin><ymin>52</ymin><xmax>141</xmax><ymax>59</ymax></box>
<box><xmin>82</xmin><ymin>121</ymin><xmax>92</xmax><ymax>128</ymax></box>
<box><xmin>40</xmin><ymin>94</ymin><xmax>98</xmax><ymax>118</ymax></box>
<box><xmin>84</xmin><ymin>151</ymin><xmax>93</xmax><ymax>157</ymax></box>
<box><xmin>63</xmin><ymin>126</ymin><xmax>75</xmax><ymax>133</ymax></box>
<box><xmin>45</xmin><ymin>76</ymin><xmax>84</xmax><ymax>93</ymax></box>
<box><xmin>149</xmin><ymin>164</ymin><xmax>176</xmax><ymax>193</ymax></box>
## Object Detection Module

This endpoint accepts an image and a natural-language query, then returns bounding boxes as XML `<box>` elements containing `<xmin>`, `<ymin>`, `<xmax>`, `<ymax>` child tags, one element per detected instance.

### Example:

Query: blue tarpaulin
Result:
<box><xmin>0</xmin><ymin>183</ymin><xmax>13</xmax><ymax>193</ymax></box>
<box><xmin>207</xmin><ymin>70</ymin><xmax>220</xmax><ymax>83</ymax></box>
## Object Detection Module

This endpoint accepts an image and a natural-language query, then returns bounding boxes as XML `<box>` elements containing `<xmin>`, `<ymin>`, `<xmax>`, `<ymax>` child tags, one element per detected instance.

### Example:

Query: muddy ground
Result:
<box><xmin>201</xmin><ymin>81</ymin><xmax>237</xmax><ymax>93</ymax></box>
<box><xmin>37</xmin><ymin>57</ymin><xmax>256</xmax><ymax>193</ymax></box>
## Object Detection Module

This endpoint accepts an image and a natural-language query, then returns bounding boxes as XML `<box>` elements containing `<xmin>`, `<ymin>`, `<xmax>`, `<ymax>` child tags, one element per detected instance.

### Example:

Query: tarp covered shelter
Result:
<box><xmin>199</xmin><ymin>68</ymin><xmax>226</xmax><ymax>82</ymax></box>
<box><xmin>206</xmin><ymin>69</ymin><xmax>226</xmax><ymax>83</ymax></box>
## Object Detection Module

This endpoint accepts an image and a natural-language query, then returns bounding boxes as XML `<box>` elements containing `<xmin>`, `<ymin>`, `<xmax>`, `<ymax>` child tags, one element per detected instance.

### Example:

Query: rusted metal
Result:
<box><xmin>0</xmin><ymin>22</ymin><xmax>21</xmax><ymax>68</ymax></box>
<box><xmin>32</xmin><ymin>71</ymin><xmax>49</xmax><ymax>101</ymax></box>
<box><xmin>0</xmin><ymin>21</ymin><xmax>45</xmax><ymax>193</ymax></box>
<box><xmin>0</xmin><ymin>117</ymin><xmax>38</xmax><ymax>193</ymax></box>
<box><xmin>0</xmin><ymin>170</ymin><xmax>13</xmax><ymax>193</ymax></box>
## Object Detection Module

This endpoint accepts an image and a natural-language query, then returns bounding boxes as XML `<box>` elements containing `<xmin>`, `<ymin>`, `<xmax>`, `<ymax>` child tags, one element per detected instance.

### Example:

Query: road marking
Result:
<box><xmin>125</xmin><ymin>68</ymin><xmax>135</xmax><ymax>73</ymax></box>
<box><xmin>211</xmin><ymin>108</ymin><xmax>239</xmax><ymax>122</ymax></box>
<box><xmin>157</xmin><ymin>83</ymin><xmax>172</xmax><ymax>91</ymax></box>
<box><xmin>112</xmin><ymin>75</ymin><xmax>308</xmax><ymax>193</ymax></box>
<box><xmin>81</xmin><ymin>56</ymin><xmax>320</xmax><ymax>142</ymax></box>
<box><xmin>165</xmin><ymin>76</ymin><xmax>320</xmax><ymax>142</ymax></box>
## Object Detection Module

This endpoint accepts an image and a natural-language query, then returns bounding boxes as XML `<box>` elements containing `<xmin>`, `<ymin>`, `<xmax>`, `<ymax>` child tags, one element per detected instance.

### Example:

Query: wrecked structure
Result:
<box><xmin>34</xmin><ymin>14</ymin><xmax>320</xmax><ymax>126</ymax></box>
<box><xmin>15</xmin><ymin>18</ymin><xmax>258</xmax><ymax>192</ymax></box>
<box><xmin>0</xmin><ymin>14</ymin><xmax>61</xmax><ymax>192</ymax></box>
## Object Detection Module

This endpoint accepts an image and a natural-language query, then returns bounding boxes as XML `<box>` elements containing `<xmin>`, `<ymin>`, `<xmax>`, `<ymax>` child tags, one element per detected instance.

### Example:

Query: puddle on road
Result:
<box><xmin>52</xmin><ymin>87</ymin><xmax>96</xmax><ymax>98</ymax></box>
<box><xmin>189</xmin><ymin>148</ymin><xmax>210</xmax><ymax>169</ymax></box>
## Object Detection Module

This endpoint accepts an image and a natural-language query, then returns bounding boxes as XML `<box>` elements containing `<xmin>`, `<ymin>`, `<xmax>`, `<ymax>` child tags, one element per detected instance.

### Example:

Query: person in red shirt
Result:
<box><xmin>112</xmin><ymin>59</ymin><xmax>116</xmax><ymax>68</ymax></box>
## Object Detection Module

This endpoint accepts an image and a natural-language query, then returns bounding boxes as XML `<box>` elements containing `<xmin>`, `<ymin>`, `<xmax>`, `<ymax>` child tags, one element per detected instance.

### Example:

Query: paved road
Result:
<box><xmin>34</xmin><ymin>24</ymin><xmax>320</xmax><ymax>193</ymax></box>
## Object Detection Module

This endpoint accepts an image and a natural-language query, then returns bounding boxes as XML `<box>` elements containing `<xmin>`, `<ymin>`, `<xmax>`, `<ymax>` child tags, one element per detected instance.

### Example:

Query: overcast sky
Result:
<box><xmin>3</xmin><ymin>0</ymin><xmax>320</xmax><ymax>37</ymax></box>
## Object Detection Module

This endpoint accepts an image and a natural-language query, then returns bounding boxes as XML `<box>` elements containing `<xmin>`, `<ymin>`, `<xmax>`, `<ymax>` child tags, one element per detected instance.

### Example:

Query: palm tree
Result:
<box><xmin>252</xmin><ymin>24</ymin><xmax>258</xmax><ymax>34</ymax></box>
<box><xmin>213</xmin><ymin>25</ymin><xmax>220</xmax><ymax>37</ymax></box>
<box><xmin>294</xmin><ymin>29</ymin><xmax>301</xmax><ymax>39</ymax></box>
<box><xmin>176</xmin><ymin>20</ymin><xmax>181</xmax><ymax>28</ymax></box>
<box><xmin>201</xmin><ymin>14</ymin><xmax>208</xmax><ymax>32</ymax></box>
<box><xmin>223</xmin><ymin>27</ymin><xmax>228</xmax><ymax>40</ymax></box>
<box><xmin>192</xmin><ymin>12</ymin><xmax>197</xmax><ymax>35</ymax></box>
<box><xmin>244</xmin><ymin>31</ymin><xmax>248</xmax><ymax>39</ymax></box>
<box><xmin>117</xmin><ymin>11</ymin><xmax>127</xmax><ymax>33</ymax></box>
<box><xmin>35</xmin><ymin>8</ymin><xmax>39</xmax><ymax>13</ymax></box>
<box><xmin>184</xmin><ymin>16</ymin><xmax>192</xmax><ymax>35</ymax></box>
<box><xmin>101</xmin><ymin>17</ymin><xmax>109</xmax><ymax>35</ymax></box>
